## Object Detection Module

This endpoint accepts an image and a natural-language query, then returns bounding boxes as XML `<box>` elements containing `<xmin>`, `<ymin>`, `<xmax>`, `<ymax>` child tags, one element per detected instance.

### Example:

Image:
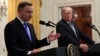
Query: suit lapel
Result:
<box><xmin>14</xmin><ymin>18</ymin><xmax>26</xmax><ymax>32</ymax></box>
<box><xmin>61</xmin><ymin>20</ymin><xmax>78</xmax><ymax>39</ymax></box>
<box><xmin>14</xmin><ymin>18</ymin><xmax>33</xmax><ymax>43</ymax></box>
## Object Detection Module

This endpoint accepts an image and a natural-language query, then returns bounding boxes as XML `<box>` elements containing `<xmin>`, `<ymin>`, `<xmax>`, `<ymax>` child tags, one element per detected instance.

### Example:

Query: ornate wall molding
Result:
<box><xmin>0</xmin><ymin>0</ymin><xmax>7</xmax><ymax>21</ymax></box>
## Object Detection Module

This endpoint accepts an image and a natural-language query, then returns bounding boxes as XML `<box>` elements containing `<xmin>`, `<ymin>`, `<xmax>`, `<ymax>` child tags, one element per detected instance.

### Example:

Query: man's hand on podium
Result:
<box><xmin>31</xmin><ymin>49</ymin><xmax>40</xmax><ymax>54</ymax></box>
<box><xmin>79</xmin><ymin>44</ymin><xmax>89</xmax><ymax>53</ymax></box>
<box><xmin>48</xmin><ymin>30</ymin><xmax>60</xmax><ymax>42</ymax></box>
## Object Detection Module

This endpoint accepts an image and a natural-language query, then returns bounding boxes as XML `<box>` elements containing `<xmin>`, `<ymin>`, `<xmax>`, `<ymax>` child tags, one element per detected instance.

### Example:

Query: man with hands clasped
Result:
<box><xmin>56</xmin><ymin>7</ymin><xmax>95</xmax><ymax>56</ymax></box>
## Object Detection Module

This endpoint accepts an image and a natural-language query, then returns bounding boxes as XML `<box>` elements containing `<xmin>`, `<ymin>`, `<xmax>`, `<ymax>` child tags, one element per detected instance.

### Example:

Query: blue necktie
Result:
<box><xmin>24</xmin><ymin>22</ymin><xmax>32</xmax><ymax>42</ymax></box>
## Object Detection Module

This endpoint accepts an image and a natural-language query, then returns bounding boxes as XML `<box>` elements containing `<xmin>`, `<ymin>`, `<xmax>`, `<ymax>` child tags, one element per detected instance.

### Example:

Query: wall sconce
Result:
<box><xmin>0</xmin><ymin>0</ymin><xmax>7</xmax><ymax>20</ymax></box>
<box><xmin>74</xmin><ymin>13</ymin><xmax>78</xmax><ymax>18</ymax></box>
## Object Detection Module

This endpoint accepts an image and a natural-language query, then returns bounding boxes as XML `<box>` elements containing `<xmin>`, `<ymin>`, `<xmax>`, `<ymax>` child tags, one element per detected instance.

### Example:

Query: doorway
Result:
<box><xmin>72</xmin><ymin>5</ymin><xmax>92</xmax><ymax>43</ymax></box>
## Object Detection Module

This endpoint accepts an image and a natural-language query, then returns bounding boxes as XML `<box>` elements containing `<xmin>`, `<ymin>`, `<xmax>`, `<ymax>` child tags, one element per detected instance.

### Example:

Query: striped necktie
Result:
<box><xmin>68</xmin><ymin>22</ymin><xmax>77</xmax><ymax>38</ymax></box>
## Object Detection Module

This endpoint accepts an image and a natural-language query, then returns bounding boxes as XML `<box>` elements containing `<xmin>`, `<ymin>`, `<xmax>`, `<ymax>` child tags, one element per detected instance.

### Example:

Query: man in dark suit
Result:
<box><xmin>56</xmin><ymin>7</ymin><xmax>95</xmax><ymax>53</ymax></box>
<box><xmin>4</xmin><ymin>1</ymin><xmax>60</xmax><ymax>56</ymax></box>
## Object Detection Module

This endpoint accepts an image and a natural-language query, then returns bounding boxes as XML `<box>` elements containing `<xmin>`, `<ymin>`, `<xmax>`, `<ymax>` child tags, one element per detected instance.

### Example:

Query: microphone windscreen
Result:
<box><xmin>39</xmin><ymin>20</ymin><xmax>46</xmax><ymax>25</ymax></box>
<box><xmin>86</xmin><ymin>23</ymin><xmax>93</xmax><ymax>28</ymax></box>
<box><xmin>86</xmin><ymin>23</ymin><xmax>90</xmax><ymax>26</ymax></box>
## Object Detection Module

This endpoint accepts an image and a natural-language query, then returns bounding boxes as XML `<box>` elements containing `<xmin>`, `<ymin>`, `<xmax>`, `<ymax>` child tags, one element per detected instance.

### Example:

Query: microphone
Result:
<box><xmin>86</xmin><ymin>23</ymin><xmax>98</xmax><ymax>31</ymax></box>
<box><xmin>39</xmin><ymin>20</ymin><xmax>46</xmax><ymax>25</ymax></box>
<box><xmin>86</xmin><ymin>23</ymin><xmax>100</xmax><ymax>37</ymax></box>
<box><xmin>39</xmin><ymin>20</ymin><xmax>55</xmax><ymax>27</ymax></box>
<box><xmin>48</xmin><ymin>21</ymin><xmax>56</xmax><ymax>26</ymax></box>
<box><xmin>86</xmin><ymin>23</ymin><xmax>93</xmax><ymax>28</ymax></box>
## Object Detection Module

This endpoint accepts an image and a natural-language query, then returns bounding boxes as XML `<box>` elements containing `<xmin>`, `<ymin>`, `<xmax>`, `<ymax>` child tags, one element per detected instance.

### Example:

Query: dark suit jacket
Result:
<box><xmin>4</xmin><ymin>18</ymin><xmax>50</xmax><ymax>56</ymax></box>
<box><xmin>56</xmin><ymin>19</ymin><xmax>94</xmax><ymax>47</ymax></box>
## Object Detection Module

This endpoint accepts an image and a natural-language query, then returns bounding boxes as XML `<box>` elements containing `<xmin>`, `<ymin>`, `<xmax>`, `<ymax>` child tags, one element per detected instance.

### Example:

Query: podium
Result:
<box><xmin>87</xmin><ymin>43</ymin><xmax>100</xmax><ymax>56</ymax></box>
<box><xmin>27</xmin><ymin>43</ymin><xmax>100</xmax><ymax>56</ymax></box>
<box><xmin>28</xmin><ymin>47</ymin><xmax>67</xmax><ymax>56</ymax></box>
<box><xmin>28</xmin><ymin>44</ymin><xmax>80</xmax><ymax>56</ymax></box>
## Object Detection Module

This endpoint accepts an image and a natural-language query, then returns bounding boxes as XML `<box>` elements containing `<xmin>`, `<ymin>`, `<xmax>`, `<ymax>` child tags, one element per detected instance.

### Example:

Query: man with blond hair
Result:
<box><xmin>56</xmin><ymin>7</ymin><xmax>94</xmax><ymax>56</ymax></box>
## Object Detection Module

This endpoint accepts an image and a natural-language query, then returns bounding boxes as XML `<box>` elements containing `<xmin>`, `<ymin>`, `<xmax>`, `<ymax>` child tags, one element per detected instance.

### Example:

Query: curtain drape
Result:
<box><xmin>8</xmin><ymin>0</ymin><xmax>41</xmax><ymax>39</ymax></box>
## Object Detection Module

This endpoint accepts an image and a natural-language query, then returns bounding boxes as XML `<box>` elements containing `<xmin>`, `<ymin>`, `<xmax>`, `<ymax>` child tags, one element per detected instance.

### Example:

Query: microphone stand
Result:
<box><xmin>92</xmin><ymin>25</ymin><xmax>100</xmax><ymax>37</ymax></box>
<box><xmin>47</xmin><ymin>21</ymin><xmax>56</xmax><ymax>28</ymax></box>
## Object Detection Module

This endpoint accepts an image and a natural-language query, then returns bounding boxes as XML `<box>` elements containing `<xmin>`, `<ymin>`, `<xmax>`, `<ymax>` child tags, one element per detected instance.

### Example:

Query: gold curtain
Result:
<box><xmin>8</xmin><ymin>0</ymin><xmax>41</xmax><ymax>39</ymax></box>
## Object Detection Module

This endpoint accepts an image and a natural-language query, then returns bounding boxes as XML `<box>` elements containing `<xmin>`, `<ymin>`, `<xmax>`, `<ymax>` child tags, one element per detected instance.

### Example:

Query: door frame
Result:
<box><xmin>53</xmin><ymin>1</ymin><xmax>96</xmax><ymax>40</ymax></box>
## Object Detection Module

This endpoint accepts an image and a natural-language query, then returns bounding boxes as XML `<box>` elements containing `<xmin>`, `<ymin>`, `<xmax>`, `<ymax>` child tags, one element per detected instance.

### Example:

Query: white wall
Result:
<box><xmin>40</xmin><ymin>0</ymin><xmax>58</xmax><ymax>50</ymax></box>
<box><xmin>0</xmin><ymin>0</ymin><xmax>8</xmax><ymax>56</ymax></box>
<box><xmin>92</xmin><ymin>0</ymin><xmax>100</xmax><ymax>43</ymax></box>
<box><xmin>40</xmin><ymin>0</ymin><xmax>100</xmax><ymax>50</ymax></box>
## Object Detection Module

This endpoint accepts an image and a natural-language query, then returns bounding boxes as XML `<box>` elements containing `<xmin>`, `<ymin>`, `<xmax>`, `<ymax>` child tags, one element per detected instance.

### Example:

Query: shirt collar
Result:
<box><xmin>17</xmin><ymin>16</ymin><xmax>25</xmax><ymax>24</ymax></box>
<box><xmin>66</xmin><ymin>21</ymin><xmax>71</xmax><ymax>24</ymax></box>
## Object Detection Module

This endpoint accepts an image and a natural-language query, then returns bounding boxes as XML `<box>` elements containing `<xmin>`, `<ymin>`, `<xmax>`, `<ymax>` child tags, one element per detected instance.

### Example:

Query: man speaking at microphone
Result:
<box><xmin>4</xmin><ymin>1</ymin><xmax>60</xmax><ymax>56</ymax></box>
